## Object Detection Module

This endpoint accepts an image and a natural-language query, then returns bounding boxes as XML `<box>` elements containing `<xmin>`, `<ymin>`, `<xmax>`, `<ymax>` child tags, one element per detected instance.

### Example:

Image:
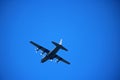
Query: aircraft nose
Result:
<box><xmin>41</xmin><ymin>59</ymin><xmax>44</xmax><ymax>63</ymax></box>
<box><xmin>41</xmin><ymin>57</ymin><xmax>48</xmax><ymax>63</ymax></box>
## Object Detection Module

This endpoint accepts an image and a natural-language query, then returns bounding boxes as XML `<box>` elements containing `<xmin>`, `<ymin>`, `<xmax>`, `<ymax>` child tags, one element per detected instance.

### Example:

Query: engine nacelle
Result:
<box><xmin>35</xmin><ymin>48</ymin><xmax>39</xmax><ymax>53</ymax></box>
<box><xmin>50</xmin><ymin>59</ymin><xmax>53</xmax><ymax>61</ymax></box>
<box><xmin>56</xmin><ymin>59</ymin><xmax>60</xmax><ymax>63</ymax></box>
<box><xmin>36</xmin><ymin>48</ymin><xmax>39</xmax><ymax>51</ymax></box>
<box><xmin>42</xmin><ymin>51</ymin><xmax>45</xmax><ymax>54</ymax></box>
<box><xmin>40</xmin><ymin>51</ymin><xmax>45</xmax><ymax>55</ymax></box>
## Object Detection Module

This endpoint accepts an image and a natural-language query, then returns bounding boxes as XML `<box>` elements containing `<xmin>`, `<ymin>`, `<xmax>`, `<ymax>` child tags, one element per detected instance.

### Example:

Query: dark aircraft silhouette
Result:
<box><xmin>30</xmin><ymin>39</ymin><xmax>70</xmax><ymax>64</ymax></box>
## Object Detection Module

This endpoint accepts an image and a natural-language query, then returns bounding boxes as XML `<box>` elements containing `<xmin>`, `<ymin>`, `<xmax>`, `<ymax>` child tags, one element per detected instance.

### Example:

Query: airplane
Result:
<box><xmin>30</xmin><ymin>39</ymin><xmax>70</xmax><ymax>64</ymax></box>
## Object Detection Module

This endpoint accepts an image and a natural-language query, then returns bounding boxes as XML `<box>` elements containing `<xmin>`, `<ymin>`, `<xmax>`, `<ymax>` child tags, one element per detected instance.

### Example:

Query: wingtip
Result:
<box><xmin>68</xmin><ymin>62</ymin><xmax>71</xmax><ymax>65</ymax></box>
<box><xmin>30</xmin><ymin>41</ymin><xmax>33</xmax><ymax>43</ymax></box>
<box><xmin>66</xmin><ymin>49</ymin><xmax>68</xmax><ymax>51</ymax></box>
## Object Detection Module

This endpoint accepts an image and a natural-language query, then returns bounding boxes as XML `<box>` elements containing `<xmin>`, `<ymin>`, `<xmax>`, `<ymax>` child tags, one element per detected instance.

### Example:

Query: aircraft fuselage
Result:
<box><xmin>30</xmin><ymin>40</ymin><xmax>70</xmax><ymax>64</ymax></box>
<box><xmin>41</xmin><ymin>45</ymin><xmax>61</xmax><ymax>63</ymax></box>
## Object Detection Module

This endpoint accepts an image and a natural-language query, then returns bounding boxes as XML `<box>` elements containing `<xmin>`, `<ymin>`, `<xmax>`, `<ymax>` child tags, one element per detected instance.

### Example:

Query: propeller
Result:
<box><xmin>35</xmin><ymin>48</ymin><xmax>39</xmax><ymax>53</ymax></box>
<box><xmin>40</xmin><ymin>51</ymin><xmax>45</xmax><ymax>55</ymax></box>
<box><xmin>50</xmin><ymin>59</ymin><xmax>53</xmax><ymax>61</ymax></box>
<box><xmin>41</xmin><ymin>54</ymin><xmax>45</xmax><ymax>58</ymax></box>
<box><xmin>55</xmin><ymin>59</ymin><xmax>60</xmax><ymax>63</ymax></box>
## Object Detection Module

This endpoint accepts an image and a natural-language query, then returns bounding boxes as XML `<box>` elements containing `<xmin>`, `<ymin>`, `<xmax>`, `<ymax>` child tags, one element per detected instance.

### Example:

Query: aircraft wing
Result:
<box><xmin>55</xmin><ymin>55</ymin><xmax>70</xmax><ymax>64</ymax></box>
<box><xmin>30</xmin><ymin>41</ymin><xmax>50</xmax><ymax>54</ymax></box>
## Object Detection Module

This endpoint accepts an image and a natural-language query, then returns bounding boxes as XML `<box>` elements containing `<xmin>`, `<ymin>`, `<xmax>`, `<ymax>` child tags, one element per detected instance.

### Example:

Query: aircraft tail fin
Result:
<box><xmin>59</xmin><ymin>39</ymin><xmax>62</xmax><ymax>45</ymax></box>
<box><xmin>52</xmin><ymin>39</ymin><xmax>68</xmax><ymax>51</ymax></box>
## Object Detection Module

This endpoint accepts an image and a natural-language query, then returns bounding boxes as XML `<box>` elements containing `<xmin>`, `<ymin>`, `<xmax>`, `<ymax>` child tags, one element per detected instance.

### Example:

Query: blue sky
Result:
<box><xmin>0</xmin><ymin>0</ymin><xmax>120</xmax><ymax>80</ymax></box>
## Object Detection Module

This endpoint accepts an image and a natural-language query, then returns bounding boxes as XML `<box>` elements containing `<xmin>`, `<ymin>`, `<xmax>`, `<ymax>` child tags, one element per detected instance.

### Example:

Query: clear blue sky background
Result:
<box><xmin>0</xmin><ymin>0</ymin><xmax>120</xmax><ymax>80</ymax></box>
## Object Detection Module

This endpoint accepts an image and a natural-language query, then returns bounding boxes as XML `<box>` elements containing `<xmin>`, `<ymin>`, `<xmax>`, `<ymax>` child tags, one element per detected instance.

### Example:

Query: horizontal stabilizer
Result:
<box><xmin>60</xmin><ymin>45</ymin><xmax>68</xmax><ymax>51</ymax></box>
<box><xmin>52</xmin><ymin>41</ymin><xmax>59</xmax><ymax>46</ymax></box>
<box><xmin>52</xmin><ymin>41</ymin><xmax>68</xmax><ymax>51</ymax></box>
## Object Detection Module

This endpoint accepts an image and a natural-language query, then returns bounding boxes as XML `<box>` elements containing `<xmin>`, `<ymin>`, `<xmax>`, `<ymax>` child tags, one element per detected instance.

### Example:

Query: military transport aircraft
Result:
<box><xmin>30</xmin><ymin>39</ymin><xmax>70</xmax><ymax>64</ymax></box>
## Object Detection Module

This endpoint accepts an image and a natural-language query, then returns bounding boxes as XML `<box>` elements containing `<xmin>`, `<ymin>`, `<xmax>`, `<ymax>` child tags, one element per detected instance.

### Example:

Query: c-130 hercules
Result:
<box><xmin>30</xmin><ymin>39</ymin><xmax>70</xmax><ymax>64</ymax></box>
